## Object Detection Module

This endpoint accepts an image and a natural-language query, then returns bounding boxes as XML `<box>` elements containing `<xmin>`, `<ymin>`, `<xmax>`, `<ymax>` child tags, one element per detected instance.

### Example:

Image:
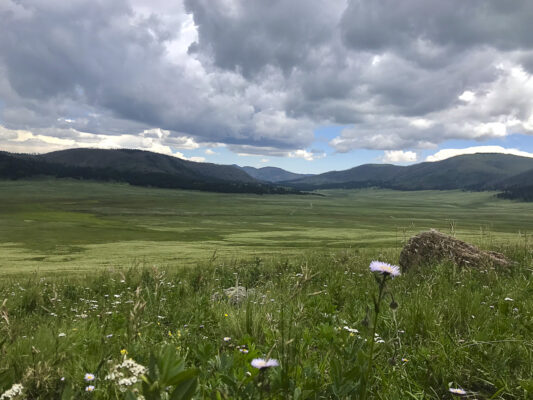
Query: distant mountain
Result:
<box><xmin>495</xmin><ymin>167</ymin><xmax>533</xmax><ymax>201</ymax></box>
<box><xmin>0</xmin><ymin>149</ymin><xmax>299</xmax><ymax>194</ymax></box>
<box><xmin>284</xmin><ymin>153</ymin><xmax>533</xmax><ymax>192</ymax></box>
<box><xmin>237</xmin><ymin>166</ymin><xmax>313</xmax><ymax>183</ymax></box>
<box><xmin>2</xmin><ymin>150</ymin><xmax>533</xmax><ymax>199</ymax></box>
<box><xmin>41</xmin><ymin>148</ymin><xmax>256</xmax><ymax>183</ymax></box>
<box><xmin>392</xmin><ymin>153</ymin><xmax>533</xmax><ymax>190</ymax></box>
<box><xmin>287</xmin><ymin>164</ymin><xmax>403</xmax><ymax>187</ymax></box>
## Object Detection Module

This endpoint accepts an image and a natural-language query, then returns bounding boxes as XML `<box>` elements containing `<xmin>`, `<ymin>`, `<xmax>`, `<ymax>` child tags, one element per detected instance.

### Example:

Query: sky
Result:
<box><xmin>1</xmin><ymin>0</ymin><xmax>533</xmax><ymax>174</ymax></box>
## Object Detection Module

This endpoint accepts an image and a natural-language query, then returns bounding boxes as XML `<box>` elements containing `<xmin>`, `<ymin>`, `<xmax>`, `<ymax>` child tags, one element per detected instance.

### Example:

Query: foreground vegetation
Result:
<box><xmin>1</xmin><ymin>248</ymin><xmax>532</xmax><ymax>399</ymax></box>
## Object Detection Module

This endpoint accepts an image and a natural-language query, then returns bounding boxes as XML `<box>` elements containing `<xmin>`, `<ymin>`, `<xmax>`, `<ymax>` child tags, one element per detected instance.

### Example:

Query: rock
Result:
<box><xmin>211</xmin><ymin>286</ymin><xmax>255</xmax><ymax>305</ymax></box>
<box><xmin>399</xmin><ymin>230</ymin><xmax>511</xmax><ymax>272</ymax></box>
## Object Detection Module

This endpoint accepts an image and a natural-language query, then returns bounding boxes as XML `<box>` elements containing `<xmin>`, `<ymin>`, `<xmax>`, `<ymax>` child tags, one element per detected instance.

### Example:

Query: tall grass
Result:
<box><xmin>1</xmin><ymin>245</ymin><xmax>532</xmax><ymax>399</ymax></box>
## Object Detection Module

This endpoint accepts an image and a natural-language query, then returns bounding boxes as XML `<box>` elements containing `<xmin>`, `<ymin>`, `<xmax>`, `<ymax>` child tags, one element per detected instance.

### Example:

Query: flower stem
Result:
<box><xmin>362</xmin><ymin>274</ymin><xmax>387</xmax><ymax>400</ymax></box>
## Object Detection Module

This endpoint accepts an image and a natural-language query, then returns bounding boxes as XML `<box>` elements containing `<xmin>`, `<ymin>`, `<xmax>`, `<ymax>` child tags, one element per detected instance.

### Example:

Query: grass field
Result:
<box><xmin>1</xmin><ymin>179</ymin><xmax>533</xmax><ymax>274</ymax></box>
<box><xmin>1</xmin><ymin>179</ymin><xmax>533</xmax><ymax>399</ymax></box>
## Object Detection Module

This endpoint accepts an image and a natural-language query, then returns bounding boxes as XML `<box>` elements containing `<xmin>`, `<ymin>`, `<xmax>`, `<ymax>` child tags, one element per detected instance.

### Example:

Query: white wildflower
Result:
<box><xmin>84</xmin><ymin>373</ymin><xmax>95</xmax><ymax>382</ymax></box>
<box><xmin>369</xmin><ymin>261</ymin><xmax>401</xmax><ymax>277</ymax></box>
<box><xmin>0</xmin><ymin>383</ymin><xmax>24</xmax><ymax>400</ymax></box>
<box><xmin>343</xmin><ymin>326</ymin><xmax>359</xmax><ymax>334</ymax></box>
<box><xmin>449</xmin><ymin>387</ymin><xmax>467</xmax><ymax>395</ymax></box>
<box><xmin>251</xmin><ymin>358</ymin><xmax>279</xmax><ymax>370</ymax></box>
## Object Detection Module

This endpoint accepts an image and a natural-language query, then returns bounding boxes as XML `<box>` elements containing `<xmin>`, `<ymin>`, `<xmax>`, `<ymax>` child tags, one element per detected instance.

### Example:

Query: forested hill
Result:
<box><xmin>0</xmin><ymin>149</ymin><xmax>298</xmax><ymax>194</ymax></box>
<box><xmin>237</xmin><ymin>165</ymin><xmax>313</xmax><ymax>183</ymax></box>
<box><xmin>2</xmin><ymin>149</ymin><xmax>533</xmax><ymax>200</ymax></box>
<box><xmin>283</xmin><ymin>153</ymin><xmax>533</xmax><ymax>194</ymax></box>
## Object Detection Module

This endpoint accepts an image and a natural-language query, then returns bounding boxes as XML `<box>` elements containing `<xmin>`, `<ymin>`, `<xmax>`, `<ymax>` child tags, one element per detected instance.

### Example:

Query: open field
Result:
<box><xmin>1</xmin><ymin>243</ymin><xmax>532</xmax><ymax>399</ymax></box>
<box><xmin>1</xmin><ymin>179</ymin><xmax>533</xmax><ymax>274</ymax></box>
<box><xmin>1</xmin><ymin>179</ymin><xmax>533</xmax><ymax>399</ymax></box>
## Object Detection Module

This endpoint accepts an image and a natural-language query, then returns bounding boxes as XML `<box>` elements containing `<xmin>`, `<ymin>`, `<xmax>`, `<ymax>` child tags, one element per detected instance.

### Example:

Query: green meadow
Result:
<box><xmin>1</xmin><ymin>179</ymin><xmax>533</xmax><ymax>399</ymax></box>
<box><xmin>1</xmin><ymin>179</ymin><xmax>532</xmax><ymax>274</ymax></box>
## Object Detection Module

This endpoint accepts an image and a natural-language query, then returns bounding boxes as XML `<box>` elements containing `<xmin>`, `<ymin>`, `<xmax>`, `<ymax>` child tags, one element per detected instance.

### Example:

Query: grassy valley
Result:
<box><xmin>1</xmin><ymin>179</ymin><xmax>533</xmax><ymax>274</ymax></box>
<box><xmin>1</xmin><ymin>179</ymin><xmax>533</xmax><ymax>399</ymax></box>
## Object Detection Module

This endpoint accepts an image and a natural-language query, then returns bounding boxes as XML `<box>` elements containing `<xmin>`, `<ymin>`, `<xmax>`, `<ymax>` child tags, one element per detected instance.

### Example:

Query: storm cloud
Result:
<box><xmin>1</xmin><ymin>0</ymin><xmax>532</xmax><ymax>156</ymax></box>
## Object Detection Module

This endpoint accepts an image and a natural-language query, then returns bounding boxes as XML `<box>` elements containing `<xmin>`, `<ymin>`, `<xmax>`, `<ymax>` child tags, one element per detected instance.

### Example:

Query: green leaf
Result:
<box><xmin>125</xmin><ymin>391</ymin><xmax>139</xmax><ymax>400</ymax></box>
<box><xmin>170</xmin><ymin>377</ymin><xmax>198</xmax><ymax>400</ymax></box>
<box><xmin>165</xmin><ymin>369</ymin><xmax>199</xmax><ymax>387</ymax></box>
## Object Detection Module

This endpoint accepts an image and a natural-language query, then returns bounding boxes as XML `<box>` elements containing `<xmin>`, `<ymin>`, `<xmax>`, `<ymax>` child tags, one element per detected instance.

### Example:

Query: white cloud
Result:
<box><xmin>205</xmin><ymin>149</ymin><xmax>215</xmax><ymax>155</ymax></box>
<box><xmin>288</xmin><ymin>149</ymin><xmax>325</xmax><ymax>161</ymax></box>
<box><xmin>458</xmin><ymin>90</ymin><xmax>475</xmax><ymax>102</ymax></box>
<box><xmin>426</xmin><ymin>146</ymin><xmax>533</xmax><ymax>162</ymax></box>
<box><xmin>0</xmin><ymin>124</ymin><xmax>206</xmax><ymax>160</ymax></box>
<box><xmin>409</xmin><ymin>118</ymin><xmax>434</xmax><ymax>129</ymax></box>
<box><xmin>382</xmin><ymin>150</ymin><xmax>417</xmax><ymax>163</ymax></box>
<box><xmin>174</xmin><ymin>152</ymin><xmax>205</xmax><ymax>162</ymax></box>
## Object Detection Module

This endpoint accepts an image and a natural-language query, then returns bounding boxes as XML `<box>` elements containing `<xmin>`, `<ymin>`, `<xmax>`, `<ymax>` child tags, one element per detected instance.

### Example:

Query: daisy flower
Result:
<box><xmin>84</xmin><ymin>373</ymin><xmax>95</xmax><ymax>382</ymax></box>
<box><xmin>369</xmin><ymin>261</ymin><xmax>401</xmax><ymax>277</ymax></box>
<box><xmin>449</xmin><ymin>387</ymin><xmax>467</xmax><ymax>395</ymax></box>
<box><xmin>251</xmin><ymin>358</ymin><xmax>279</xmax><ymax>370</ymax></box>
<box><xmin>85</xmin><ymin>385</ymin><xmax>95</xmax><ymax>392</ymax></box>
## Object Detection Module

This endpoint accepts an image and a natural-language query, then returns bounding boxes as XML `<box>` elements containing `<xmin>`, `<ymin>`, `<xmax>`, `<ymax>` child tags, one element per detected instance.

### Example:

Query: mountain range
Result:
<box><xmin>1</xmin><ymin>149</ymin><xmax>532</xmax><ymax>200</ymax></box>
<box><xmin>284</xmin><ymin>153</ymin><xmax>533</xmax><ymax>191</ymax></box>
<box><xmin>0</xmin><ymin>149</ymin><xmax>296</xmax><ymax>194</ymax></box>
<box><xmin>236</xmin><ymin>165</ymin><xmax>313</xmax><ymax>183</ymax></box>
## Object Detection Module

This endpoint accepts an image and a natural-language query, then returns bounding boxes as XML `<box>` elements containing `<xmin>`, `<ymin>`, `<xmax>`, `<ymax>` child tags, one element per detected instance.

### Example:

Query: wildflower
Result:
<box><xmin>369</xmin><ymin>261</ymin><xmax>401</xmax><ymax>277</ymax></box>
<box><xmin>58</xmin><ymin>333</ymin><xmax>66</xmax><ymax>337</ymax></box>
<box><xmin>106</xmin><ymin>334</ymin><xmax>113</xmax><ymax>338</ymax></box>
<box><xmin>504</xmin><ymin>297</ymin><xmax>513</xmax><ymax>301</ymax></box>
<box><xmin>223</xmin><ymin>337</ymin><xmax>231</xmax><ymax>342</ymax></box>
<box><xmin>449</xmin><ymin>387</ymin><xmax>467</xmax><ymax>395</ymax></box>
<box><xmin>240</xmin><ymin>348</ymin><xmax>249</xmax><ymax>354</ymax></box>
<box><xmin>85</xmin><ymin>385</ymin><xmax>95</xmax><ymax>392</ymax></box>
<box><xmin>401</xmin><ymin>358</ymin><xmax>408</xmax><ymax>363</ymax></box>
<box><xmin>251</xmin><ymin>358</ymin><xmax>279</xmax><ymax>370</ymax></box>
<box><xmin>224</xmin><ymin>313</ymin><xmax>228</xmax><ymax>317</ymax></box>
<box><xmin>343</xmin><ymin>326</ymin><xmax>359</xmax><ymax>334</ymax></box>
<box><xmin>84</xmin><ymin>373</ymin><xmax>95</xmax><ymax>382</ymax></box>
<box><xmin>120</xmin><ymin>349</ymin><xmax>128</xmax><ymax>356</ymax></box>
<box><xmin>0</xmin><ymin>383</ymin><xmax>24</xmax><ymax>400</ymax></box>
<box><xmin>105</xmin><ymin>358</ymin><xmax>147</xmax><ymax>392</ymax></box>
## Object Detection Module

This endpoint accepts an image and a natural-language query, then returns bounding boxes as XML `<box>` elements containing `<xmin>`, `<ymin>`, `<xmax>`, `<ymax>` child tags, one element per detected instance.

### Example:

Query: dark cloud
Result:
<box><xmin>184</xmin><ymin>0</ymin><xmax>343</xmax><ymax>77</ymax></box>
<box><xmin>1</xmin><ymin>0</ymin><xmax>533</xmax><ymax>155</ymax></box>
<box><xmin>340</xmin><ymin>0</ymin><xmax>533</xmax><ymax>53</ymax></box>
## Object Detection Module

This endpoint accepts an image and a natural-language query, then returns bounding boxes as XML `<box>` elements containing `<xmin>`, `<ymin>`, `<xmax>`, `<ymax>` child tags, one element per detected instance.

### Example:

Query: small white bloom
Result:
<box><xmin>58</xmin><ymin>333</ymin><xmax>66</xmax><ymax>337</ymax></box>
<box><xmin>343</xmin><ymin>326</ymin><xmax>359</xmax><ymax>334</ymax></box>
<box><xmin>85</xmin><ymin>385</ymin><xmax>95</xmax><ymax>392</ymax></box>
<box><xmin>0</xmin><ymin>383</ymin><xmax>24</xmax><ymax>400</ymax></box>
<box><xmin>223</xmin><ymin>337</ymin><xmax>231</xmax><ymax>342</ymax></box>
<box><xmin>369</xmin><ymin>261</ymin><xmax>401</xmax><ymax>277</ymax></box>
<box><xmin>449</xmin><ymin>387</ymin><xmax>467</xmax><ymax>395</ymax></box>
<box><xmin>504</xmin><ymin>297</ymin><xmax>513</xmax><ymax>301</ymax></box>
<box><xmin>84</xmin><ymin>373</ymin><xmax>95</xmax><ymax>382</ymax></box>
<box><xmin>251</xmin><ymin>358</ymin><xmax>279</xmax><ymax>370</ymax></box>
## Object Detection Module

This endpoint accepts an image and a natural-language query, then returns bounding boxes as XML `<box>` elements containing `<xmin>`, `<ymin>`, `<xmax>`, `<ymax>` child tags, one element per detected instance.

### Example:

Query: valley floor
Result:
<box><xmin>1</xmin><ymin>179</ymin><xmax>532</xmax><ymax>274</ymax></box>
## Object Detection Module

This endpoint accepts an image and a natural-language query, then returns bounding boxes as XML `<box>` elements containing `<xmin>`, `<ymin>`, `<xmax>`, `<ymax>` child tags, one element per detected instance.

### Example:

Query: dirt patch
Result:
<box><xmin>399</xmin><ymin>230</ymin><xmax>511</xmax><ymax>272</ymax></box>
